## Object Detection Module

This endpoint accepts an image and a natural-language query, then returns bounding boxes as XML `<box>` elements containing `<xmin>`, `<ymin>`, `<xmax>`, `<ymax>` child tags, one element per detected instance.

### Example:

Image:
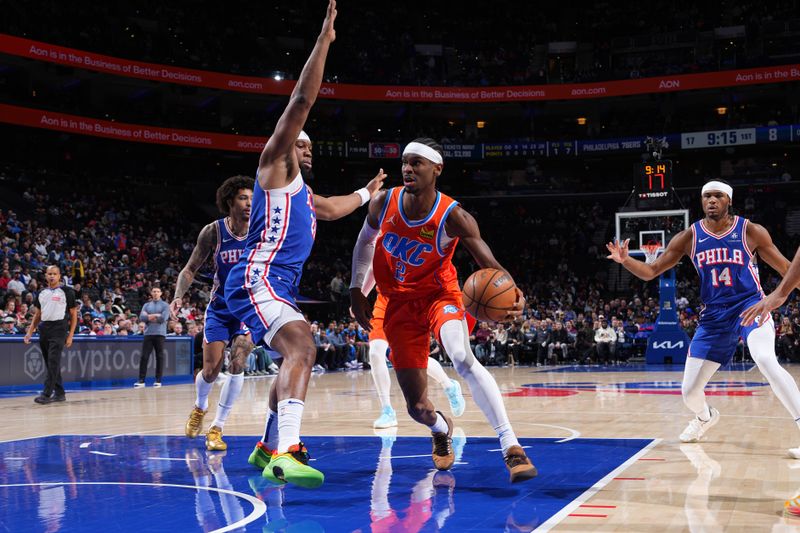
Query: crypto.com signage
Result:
<box><xmin>0</xmin><ymin>336</ymin><xmax>192</xmax><ymax>386</ymax></box>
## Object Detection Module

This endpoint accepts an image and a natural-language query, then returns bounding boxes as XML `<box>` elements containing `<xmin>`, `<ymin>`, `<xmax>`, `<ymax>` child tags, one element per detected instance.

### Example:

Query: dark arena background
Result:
<box><xmin>2</xmin><ymin>2</ymin><xmax>800</xmax><ymax>531</ymax></box>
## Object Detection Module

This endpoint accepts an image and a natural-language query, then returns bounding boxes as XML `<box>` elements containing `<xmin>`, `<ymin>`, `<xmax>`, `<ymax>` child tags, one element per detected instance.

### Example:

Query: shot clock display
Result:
<box><xmin>636</xmin><ymin>160</ymin><xmax>673</xmax><ymax>208</ymax></box>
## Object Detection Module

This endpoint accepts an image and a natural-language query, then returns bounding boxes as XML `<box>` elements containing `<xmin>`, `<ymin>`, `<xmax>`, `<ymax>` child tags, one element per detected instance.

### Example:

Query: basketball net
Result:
<box><xmin>641</xmin><ymin>243</ymin><xmax>661</xmax><ymax>265</ymax></box>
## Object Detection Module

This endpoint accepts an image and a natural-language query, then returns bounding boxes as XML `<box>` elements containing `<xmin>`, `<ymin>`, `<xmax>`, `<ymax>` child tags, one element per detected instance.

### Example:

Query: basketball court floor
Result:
<box><xmin>4</xmin><ymin>362</ymin><xmax>800</xmax><ymax>531</ymax></box>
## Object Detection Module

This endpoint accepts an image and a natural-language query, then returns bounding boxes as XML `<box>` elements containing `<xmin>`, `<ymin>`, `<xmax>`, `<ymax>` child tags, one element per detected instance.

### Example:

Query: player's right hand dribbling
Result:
<box><xmin>349</xmin><ymin>288</ymin><xmax>372</xmax><ymax>332</ymax></box>
<box><xmin>505</xmin><ymin>287</ymin><xmax>525</xmax><ymax>320</ymax></box>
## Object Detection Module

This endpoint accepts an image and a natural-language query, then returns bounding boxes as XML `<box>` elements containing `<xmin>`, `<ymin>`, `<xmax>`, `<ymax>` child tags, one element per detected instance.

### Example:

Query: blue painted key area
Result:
<box><xmin>0</xmin><ymin>435</ymin><xmax>653</xmax><ymax>531</ymax></box>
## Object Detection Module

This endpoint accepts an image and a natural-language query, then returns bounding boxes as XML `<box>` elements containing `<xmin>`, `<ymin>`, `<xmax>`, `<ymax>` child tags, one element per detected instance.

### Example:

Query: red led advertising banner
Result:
<box><xmin>2</xmin><ymin>34</ymin><xmax>799</xmax><ymax>102</ymax></box>
<box><xmin>0</xmin><ymin>104</ymin><xmax>266</xmax><ymax>152</ymax></box>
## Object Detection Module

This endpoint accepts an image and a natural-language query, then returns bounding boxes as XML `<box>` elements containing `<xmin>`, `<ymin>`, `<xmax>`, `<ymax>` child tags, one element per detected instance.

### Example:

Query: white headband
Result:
<box><xmin>701</xmin><ymin>181</ymin><xmax>733</xmax><ymax>200</ymax></box>
<box><xmin>403</xmin><ymin>142</ymin><xmax>443</xmax><ymax>165</ymax></box>
<box><xmin>297</xmin><ymin>130</ymin><xmax>311</xmax><ymax>142</ymax></box>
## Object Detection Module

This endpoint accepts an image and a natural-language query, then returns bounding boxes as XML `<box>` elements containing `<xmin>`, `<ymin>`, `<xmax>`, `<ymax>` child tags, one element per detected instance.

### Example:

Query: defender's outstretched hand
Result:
<box><xmin>740</xmin><ymin>292</ymin><xmax>782</xmax><ymax>327</ymax></box>
<box><xmin>320</xmin><ymin>0</ymin><xmax>337</xmax><ymax>42</ymax></box>
<box><xmin>365</xmin><ymin>168</ymin><xmax>387</xmax><ymax>197</ymax></box>
<box><xmin>606</xmin><ymin>238</ymin><xmax>630</xmax><ymax>264</ymax></box>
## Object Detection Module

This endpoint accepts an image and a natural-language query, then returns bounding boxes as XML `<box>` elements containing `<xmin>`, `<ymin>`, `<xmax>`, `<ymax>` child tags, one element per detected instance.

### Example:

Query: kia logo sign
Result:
<box><xmin>652</xmin><ymin>340</ymin><xmax>684</xmax><ymax>349</ymax></box>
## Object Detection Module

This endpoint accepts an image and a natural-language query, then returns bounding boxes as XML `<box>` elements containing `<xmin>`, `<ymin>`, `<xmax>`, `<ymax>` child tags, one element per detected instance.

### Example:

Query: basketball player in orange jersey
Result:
<box><xmin>350</xmin><ymin>138</ymin><xmax>537</xmax><ymax>483</ymax></box>
<box><xmin>358</xmin><ymin>266</ymin><xmax>468</xmax><ymax>429</ymax></box>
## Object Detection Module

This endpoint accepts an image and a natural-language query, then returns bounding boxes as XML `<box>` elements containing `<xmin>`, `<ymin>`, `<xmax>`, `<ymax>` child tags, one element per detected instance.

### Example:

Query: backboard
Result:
<box><xmin>615</xmin><ymin>209</ymin><xmax>690</xmax><ymax>257</ymax></box>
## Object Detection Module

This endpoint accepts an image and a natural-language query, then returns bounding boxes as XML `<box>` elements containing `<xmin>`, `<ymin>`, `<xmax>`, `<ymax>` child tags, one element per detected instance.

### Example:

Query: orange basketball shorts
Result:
<box><xmin>378</xmin><ymin>291</ymin><xmax>475</xmax><ymax>369</ymax></box>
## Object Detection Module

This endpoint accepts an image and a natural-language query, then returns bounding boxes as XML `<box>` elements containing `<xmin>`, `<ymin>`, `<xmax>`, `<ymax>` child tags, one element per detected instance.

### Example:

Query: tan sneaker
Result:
<box><xmin>205</xmin><ymin>425</ymin><xmax>227</xmax><ymax>451</ymax></box>
<box><xmin>431</xmin><ymin>411</ymin><xmax>455</xmax><ymax>471</ymax></box>
<box><xmin>504</xmin><ymin>445</ymin><xmax>537</xmax><ymax>483</ymax></box>
<box><xmin>185</xmin><ymin>406</ymin><xmax>207</xmax><ymax>438</ymax></box>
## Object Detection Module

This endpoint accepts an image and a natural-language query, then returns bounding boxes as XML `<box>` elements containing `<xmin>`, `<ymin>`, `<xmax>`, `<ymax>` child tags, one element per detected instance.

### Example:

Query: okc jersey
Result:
<box><xmin>690</xmin><ymin>215</ymin><xmax>762</xmax><ymax>306</ymax></box>
<box><xmin>373</xmin><ymin>187</ymin><xmax>460</xmax><ymax>299</ymax></box>
<box><xmin>224</xmin><ymin>171</ymin><xmax>316</xmax><ymax>346</ymax></box>
<box><xmin>210</xmin><ymin>218</ymin><xmax>246</xmax><ymax>301</ymax></box>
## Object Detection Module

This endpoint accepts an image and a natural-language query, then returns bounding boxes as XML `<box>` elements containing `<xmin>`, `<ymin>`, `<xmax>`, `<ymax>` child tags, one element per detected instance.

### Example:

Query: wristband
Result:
<box><xmin>355</xmin><ymin>188</ymin><xmax>370</xmax><ymax>206</ymax></box>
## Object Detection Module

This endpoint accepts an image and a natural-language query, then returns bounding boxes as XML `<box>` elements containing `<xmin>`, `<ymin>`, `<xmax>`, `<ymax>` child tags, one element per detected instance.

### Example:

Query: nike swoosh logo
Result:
<box><xmin>698</xmin><ymin>237</ymin><xmax>710</xmax><ymax>243</ymax></box>
<box><xmin>222</xmin><ymin>237</ymin><xmax>233</xmax><ymax>243</ymax></box>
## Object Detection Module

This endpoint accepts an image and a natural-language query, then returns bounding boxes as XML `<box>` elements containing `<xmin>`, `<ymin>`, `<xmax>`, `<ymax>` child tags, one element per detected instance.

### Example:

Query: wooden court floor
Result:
<box><xmin>8</xmin><ymin>363</ymin><xmax>800</xmax><ymax>531</ymax></box>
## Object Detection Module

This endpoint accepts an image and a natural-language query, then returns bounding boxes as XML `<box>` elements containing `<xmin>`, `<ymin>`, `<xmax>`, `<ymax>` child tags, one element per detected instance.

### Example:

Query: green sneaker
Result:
<box><xmin>262</xmin><ymin>442</ymin><xmax>324</xmax><ymax>488</ymax></box>
<box><xmin>248</xmin><ymin>442</ymin><xmax>274</xmax><ymax>470</ymax></box>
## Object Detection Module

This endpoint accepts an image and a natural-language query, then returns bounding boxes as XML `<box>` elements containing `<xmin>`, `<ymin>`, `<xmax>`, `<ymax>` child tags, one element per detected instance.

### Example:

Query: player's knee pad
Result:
<box><xmin>747</xmin><ymin>325</ymin><xmax>776</xmax><ymax>366</ymax></box>
<box><xmin>439</xmin><ymin>320</ymin><xmax>475</xmax><ymax>374</ymax></box>
<box><xmin>369</xmin><ymin>340</ymin><xmax>389</xmax><ymax>364</ymax></box>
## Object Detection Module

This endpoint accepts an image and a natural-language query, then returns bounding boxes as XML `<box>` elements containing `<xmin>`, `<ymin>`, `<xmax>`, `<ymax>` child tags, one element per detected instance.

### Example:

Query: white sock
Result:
<box><xmin>428</xmin><ymin>412</ymin><xmax>449</xmax><ymax>434</ymax></box>
<box><xmin>277</xmin><ymin>398</ymin><xmax>304</xmax><ymax>453</ymax></box>
<box><xmin>261</xmin><ymin>409</ymin><xmax>279</xmax><ymax>451</ymax></box>
<box><xmin>369</xmin><ymin>339</ymin><xmax>392</xmax><ymax>409</ymax></box>
<box><xmin>211</xmin><ymin>372</ymin><xmax>244</xmax><ymax>429</ymax></box>
<box><xmin>748</xmin><ymin>324</ymin><xmax>800</xmax><ymax>419</ymax></box>
<box><xmin>438</xmin><ymin>319</ymin><xmax>520</xmax><ymax>452</ymax></box>
<box><xmin>681</xmin><ymin>356</ymin><xmax>719</xmax><ymax>420</ymax></box>
<box><xmin>426</xmin><ymin>357</ymin><xmax>450</xmax><ymax>389</ymax></box>
<box><xmin>195</xmin><ymin>372</ymin><xmax>214</xmax><ymax>411</ymax></box>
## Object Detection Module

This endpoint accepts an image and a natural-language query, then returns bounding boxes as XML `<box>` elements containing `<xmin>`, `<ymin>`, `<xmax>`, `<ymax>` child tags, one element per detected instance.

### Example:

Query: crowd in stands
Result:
<box><xmin>7</xmin><ymin>1</ymin><xmax>799</xmax><ymax>86</ymax></box>
<box><xmin>1</xmin><ymin>163</ymin><xmax>799</xmax><ymax>368</ymax></box>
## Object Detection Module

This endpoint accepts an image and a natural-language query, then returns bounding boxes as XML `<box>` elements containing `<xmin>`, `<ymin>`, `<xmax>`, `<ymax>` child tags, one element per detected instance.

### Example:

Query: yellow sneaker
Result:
<box><xmin>185</xmin><ymin>406</ymin><xmax>207</xmax><ymax>438</ymax></box>
<box><xmin>205</xmin><ymin>425</ymin><xmax>227</xmax><ymax>451</ymax></box>
<box><xmin>263</xmin><ymin>443</ymin><xmax>324</xmax><ymax>488</ymax></box>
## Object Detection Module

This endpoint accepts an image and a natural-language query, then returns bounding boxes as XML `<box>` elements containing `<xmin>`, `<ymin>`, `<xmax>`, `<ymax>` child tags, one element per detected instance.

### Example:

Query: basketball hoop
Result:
<box><xmin>641</xmin><ymin>243</ymin><xmax>661</xmax><ymax>265</ymax></box>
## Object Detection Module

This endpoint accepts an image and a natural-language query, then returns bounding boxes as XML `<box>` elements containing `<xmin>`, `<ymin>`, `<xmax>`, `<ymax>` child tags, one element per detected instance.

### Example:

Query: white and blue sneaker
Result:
<box><xmin>373</xmin><ymin>406</ymin><xmax>398</xmax><ymax>429</ymax></box>
<box><xmin>444</xmin><ymin>380</ymin><xmax>465</xmax><ymax>418</ymax></box>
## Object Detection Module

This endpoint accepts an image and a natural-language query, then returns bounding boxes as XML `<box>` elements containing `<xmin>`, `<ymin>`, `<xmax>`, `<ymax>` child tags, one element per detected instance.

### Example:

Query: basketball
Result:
<box><xmin>463</xmin><ymin>268</ymin><xmax>519</xmax><ymax>322</ymax></box>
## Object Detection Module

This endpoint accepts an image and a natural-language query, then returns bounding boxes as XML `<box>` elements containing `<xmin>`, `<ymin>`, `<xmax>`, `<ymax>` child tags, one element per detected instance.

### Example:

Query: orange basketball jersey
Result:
<box><xmin>373</xmin><ymin>187</ymin><xmax>460</xmax><ymax>298</ymax></box>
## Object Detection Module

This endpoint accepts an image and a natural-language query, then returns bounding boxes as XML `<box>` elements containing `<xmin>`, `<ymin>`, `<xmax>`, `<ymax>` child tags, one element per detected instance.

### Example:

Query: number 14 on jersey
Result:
<box><xmin>711</xmin><ymin>267</ymin><xmax>732</xmax><ymax>287</ymax></box>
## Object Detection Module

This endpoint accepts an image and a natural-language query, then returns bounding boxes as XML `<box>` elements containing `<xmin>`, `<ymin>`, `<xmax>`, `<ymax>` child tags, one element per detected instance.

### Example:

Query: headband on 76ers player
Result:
<box><xmin>701</xmin><ymin>180</ymin><xmax>733</xmax><ymax>200</ymax></box>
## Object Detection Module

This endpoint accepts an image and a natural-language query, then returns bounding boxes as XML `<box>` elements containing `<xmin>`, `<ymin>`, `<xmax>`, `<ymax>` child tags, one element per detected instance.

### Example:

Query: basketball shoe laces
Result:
<box><xmin>432</xmin><ymin>432</ymin><xmax>452</xmax><ymax>458</ymax></box>
<box><xmin>284</xmin><ymin>442</ymin><xmax>312</xmax><ymax>464</ymax></box>
<box><xmin>188</xmin><ymin>408</ymin><xmax>204</xmax><ymax>428</ymax></box>
<box><xmin>504</xmin><ymin>450</ymin><xmax>528</xmax><ymax>469</ymax></box>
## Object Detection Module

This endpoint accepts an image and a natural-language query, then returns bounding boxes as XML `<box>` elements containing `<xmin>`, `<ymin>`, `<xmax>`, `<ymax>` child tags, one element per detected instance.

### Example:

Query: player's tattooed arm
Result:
<box><xmin>606</xmin><ymin>229</ymin><xmax>691</xmax><ymax>281</ymax></box>
<box><xmin>171</xmin><ymin>223</ymin><xmax>216</xmax><ymax>317</ymax></box>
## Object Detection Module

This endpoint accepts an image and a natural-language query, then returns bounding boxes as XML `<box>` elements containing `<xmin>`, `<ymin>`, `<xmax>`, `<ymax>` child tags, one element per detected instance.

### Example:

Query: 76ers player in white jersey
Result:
<box><xmin>225</xmin><ymin>0</ymin><xmax>383</xmax><ymax>489</ymax></box>
<box><xmin>608</xmin><ymin>180</ymin><xmax>800</xmax><ymax>452</ymax></box>
<box><xmin>173</xmin><ymin>176</ymin><xmax>254</xmax><ymax>451</ymax></box>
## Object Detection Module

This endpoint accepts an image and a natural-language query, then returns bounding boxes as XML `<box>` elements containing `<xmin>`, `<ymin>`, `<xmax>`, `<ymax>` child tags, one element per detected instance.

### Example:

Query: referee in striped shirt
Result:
<box><xmin>24</xmin><ymin>266</ymin><xmax>79</xmax><ymax>404</ymax></box>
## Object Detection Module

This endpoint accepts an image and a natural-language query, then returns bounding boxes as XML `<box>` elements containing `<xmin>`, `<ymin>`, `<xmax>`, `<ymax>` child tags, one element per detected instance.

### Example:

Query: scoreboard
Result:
<box><xmin>636</xmin><ymin>160</ymin><xmax>673</xmax><ymax>208</ymax></box>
